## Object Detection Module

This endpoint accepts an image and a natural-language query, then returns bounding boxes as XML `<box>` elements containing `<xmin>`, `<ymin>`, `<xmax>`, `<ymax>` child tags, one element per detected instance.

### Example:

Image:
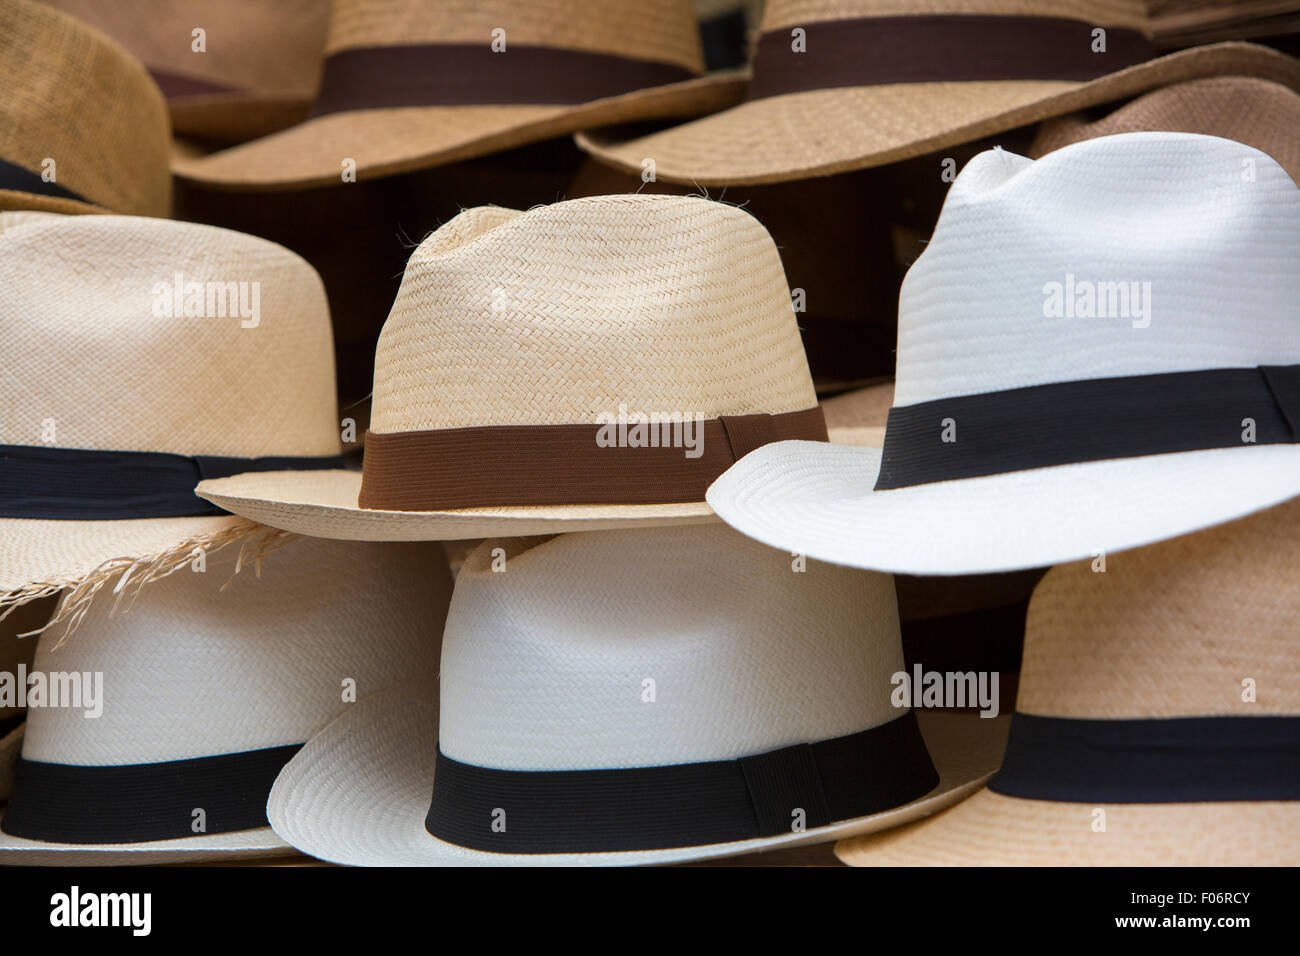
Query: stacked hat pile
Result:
<box><xmin>0</xmin><ymin>0</ymin><xmax>1296</xmax><ymax>867</ymax></box>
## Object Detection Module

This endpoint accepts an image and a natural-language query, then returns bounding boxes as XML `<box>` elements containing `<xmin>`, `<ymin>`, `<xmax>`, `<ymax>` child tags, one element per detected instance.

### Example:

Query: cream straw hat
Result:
<box><xmin>837</xmin><ymin>496</ymin><xmax>1300</xmax><ymax>866</ymax></box>
<box><xmin>0</xmin><ymin>210</ymin><xmax>342</xmax><ymax>621</ymax></box>
<box><xmin>0</xmin><ymin>536</ymin><xmax>451</xmax><ymax>866</ymax></box>
<box><xmin>0</xmin><ymin>0</ymin><xmax>171</xmax><ymax>216</ymax></box>
<box><xmin>196</xmin><ymin>194</ymin><xmax>840</xmax><ymax>541</ymax></box>
<box><xmin>707</xmin><ymin>132</ymin><xmax>1300</xmax><ymax>575</ymax></box>
<box><xmin>577</xmin><ymin>0</ymin><xmax>1300</xmax><ymax>186</ymax></box>
<box><xmin>172</xmin><ymin>0</ymin><xmax>745</xmax><ymax>190</ymax></box>
<box><xmin>266</xmin><ymin>525</ymin><xmax>1009</xmax><ymax>866</ymax></box>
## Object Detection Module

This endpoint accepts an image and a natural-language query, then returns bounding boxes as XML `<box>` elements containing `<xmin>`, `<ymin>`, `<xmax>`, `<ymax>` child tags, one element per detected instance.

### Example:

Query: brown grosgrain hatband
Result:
<box><xmin>358</xmin><ymin>406</ymin><xmax>827</xmax><ymax>511</ymax></box>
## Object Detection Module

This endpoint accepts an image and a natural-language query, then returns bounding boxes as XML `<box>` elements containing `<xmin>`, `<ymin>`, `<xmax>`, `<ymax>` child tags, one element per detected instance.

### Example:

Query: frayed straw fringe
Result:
<box><xmin>0</xmin><ymin>522</ymin><xmax>299</xmax><ymax>645</ymax></box>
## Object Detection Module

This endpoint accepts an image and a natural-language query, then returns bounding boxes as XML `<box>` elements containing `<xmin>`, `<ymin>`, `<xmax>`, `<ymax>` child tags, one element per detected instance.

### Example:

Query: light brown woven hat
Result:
<box><xmin>577</xmin><ymin>0</ymin><xmax>1300</xmax><ymax>185</ymax></box>
<box><xmin>172</xmin><ymin>0</ymin><xmax>745</xmax><ymax>190</ymax></box>
<box><xmin>42</xmin><ymin>0</ymin><xmax>331</xmax><ymax>145</ymax></box>
<box><xmin>837</xmin><ymin>497</ymin><xmax>1300</xmax><ymax>866</ymax></box>
<box><xmin>0</xmin><ymin>210</ymin><xmax>342</xmax><ymax>623</ymax></box>
<box><xmin>195</xmin><ymin>194</ymin><xmax>843</xmax><ymax>540</ymax></box>
<box><xmin>0</xmin><ymin>0</ymin><xmax>171</xmax><ymax>216</ymax></box>
<box><xmin>1031</xmin><ymin>75</ymin><xmax>1300</xmax><ymax>182</ymax></box>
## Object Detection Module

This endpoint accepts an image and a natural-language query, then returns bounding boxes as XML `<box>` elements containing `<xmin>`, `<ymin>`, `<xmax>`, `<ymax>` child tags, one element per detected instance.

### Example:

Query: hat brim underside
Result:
<box><xmin>0</xmin><ymin>190</ymin><xmax>105</xmax><ymax>217</ymax></box>
<box><xmin>705</xmin><ymin>441</ymin><xmax>1300</xmax><ymax>575</ymax></box>
<box><xmin>172</xmin><ymin>72</ymin><xmax>747</xmax><ymax>189</ymax></box>
<box><xmin>0</xmin><ymin>819</ymin><xmax>294</xmax><ymax>866</ymax></box>
<box><xmin>577</xmin><ymin>42</ymin><xmax>1300</xmax><ymax>185</ymax></box>
<box><xmin>835</xmin><ymin>787</ymin><xmax>1300</xmax><ymax>866</ymax></box>
<box><xmin>265</xmin><ymin>683</ymin><xmax>1009</xmax><ymax>867</ymax></box>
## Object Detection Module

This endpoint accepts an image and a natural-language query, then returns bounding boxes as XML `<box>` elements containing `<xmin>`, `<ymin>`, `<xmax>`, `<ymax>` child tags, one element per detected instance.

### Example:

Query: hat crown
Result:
<box><xmin>369</xmin><ymin>195</ymin><xmax>817</xmax><ymax>434</ymax></box>
<box><xmin>21</xmin><ymin>538</ymin><xmax>451</xmax><ymax>765</ymax></box>
<box><xmin>760</xmin><ymin>0</ymin><xmax>1149</xmax><ymax>32</ymax></box>
<box><xmin>892</xmin><ymin>132</ymin><xmax>1300</xmax><ymax>408</ymax></box>
<box><xmin>0</xmin><ymin>212</ymin><xmax>341</xmax><ymax>459</ymax></box>
<box><xmin>438</xmin><ymin>525</ymin><xmax>904</xmax><ymax>770</ymax></box>
<box><xmin>325</xmin><ymin>0</ymin><xmax>704</xmax><ymax>74</ymax></box>
<box><xmin>1018</xmin><ymin>498</ymin><xmax>1300</xmax><ymax>720</ymax></box>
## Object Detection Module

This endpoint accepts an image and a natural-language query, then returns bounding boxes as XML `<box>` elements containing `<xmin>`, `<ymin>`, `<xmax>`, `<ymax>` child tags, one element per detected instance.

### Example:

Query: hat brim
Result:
<box><xmin>172</xmin><ymin>72</ymin><xmax>747</xmax><ymax>190</ymax></box>
<box><xmin>0</xmin><ymin>189</ymin><xmax>105</xmax><ymax>217</ymax></box>
<box><xmin>704</xmin><ymin>441</ymin><xmax>1300</xmax><ymax>575</ymax></box>
<box><xmin>835</xmin><ymin>787</ymin><xmax>1300</xmax><ymax>866</ymax></box>
<box><xmin>577</xmin><ymin>42</ymin><xmax>1300</xmax><ymax>185</ymax></box>
<box><xmin>0</xmin><ymin>815</ymin><xmax>294</xmax><ymax>866</ymax></box>
<box><xmin>266</xmin><ymin>682</ymin><xmax>1008</xmax><ymax>866</ymax></box>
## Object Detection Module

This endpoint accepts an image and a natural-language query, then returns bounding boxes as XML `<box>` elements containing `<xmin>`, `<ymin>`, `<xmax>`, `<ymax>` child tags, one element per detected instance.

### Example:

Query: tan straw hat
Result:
<box><xmin>577</xmin><ymin>0</ymin><xmax>1300</xmax><ymax>185</ymax></box>
<box><xmin>196</xmin><ymin>194</ymin><xmax>839</xmax><ymax>540</ymax></box>
<box><xmin>1031</xmin><ymin>75</ymin><xmax>1300</xmax><ymax>183</ymax></box>
<box><xmin>172</xmin><ymin>0</ymin><xmax>745</xmax><ymax>190</ymax></box>
<box><xmin>41</xmin><ymin>0</ymin><xmax>331</xmax><ymax>145</ymax></box>
<box><xmin>837</xmin><ymin>497</ymin><xmax>1300</xmax><ymax>866</ymax></box>
<box><xmin>0</xmin><ymin>0</ymin><xmax>171</xmax><ymax>216</ymax></box>
<box><xmin>0</xmin><ymin>210</ymin><xmax>342</xmax><ymax>622</ymax></box>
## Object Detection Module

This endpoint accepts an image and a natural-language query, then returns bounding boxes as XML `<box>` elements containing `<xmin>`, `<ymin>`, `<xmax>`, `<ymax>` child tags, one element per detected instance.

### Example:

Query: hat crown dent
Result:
<box><xmin>0</xmin><ymin>212</ymin><xmax>342</xmax><ymax>459</ymax></box>
<box><xmin>437</xmin><ymin>525</ymin><xmax>907</xmax><ymax>771</ymax></box>
<box><xmin>760</xmin><ymin>0</ymin><xmax>1150</xmax><ymax>34</ymax></box>
<box><xmin>892</xmin><ymin>132</ymin><xmax>1300</xmax><ymax>408</ymax></box>
<box><xmin>19</xmin><ymin>538</ymin><xmax>451</xmax><ymax>765</ymax></box>
<box><xmin>368</xmin><ymin>195</ymin><xmax>819</xmax><ymax>434</ymax></box>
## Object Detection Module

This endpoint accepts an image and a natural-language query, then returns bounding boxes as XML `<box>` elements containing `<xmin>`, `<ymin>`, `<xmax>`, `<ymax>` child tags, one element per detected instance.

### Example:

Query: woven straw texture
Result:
<box><xmin>197</xmin><ymin>194</ymin><xmax>825</xmax><ymax>540</ymax></box>
<box><xmin>577</xmin><ymin>0</ymin><xmax>1300</xmax><ymax>185</ymax></box>
<box><xmin>706</xmin><ymin>133</ymin><xmax>1300</xmax><ymax>574</ymax></box>
<box><xmin>173</xmin><ymin>0</ymin><xmax>744</xmax><ymax>189</ymax></box>
<box><xmin>837</xmin><ymin>499</ymin><xmax>1300</xmax><ymax>866</ymax></box>
<box><xmin>1032</xmin><ymin>76</ymin><xmax>1300</xmax><ymax>183</ymax></box>
<box><xmin>265</xmin><ymin>525</ymin><xmax>1009</xmax><ymax>865</ymax></box>
<box><xmin>0</xmin><ymin>0</ymin><xmax>170</xmax><ymax>216</ymax></box>
<box><xmin>0</xmin><ymin>537</ymin><xmax>452</xmax><ymax>865</ymax></box>
<box><xmin>0</xmin><ymin>211</ymin><xmax>339</xmax><ymax>607</ymax></box>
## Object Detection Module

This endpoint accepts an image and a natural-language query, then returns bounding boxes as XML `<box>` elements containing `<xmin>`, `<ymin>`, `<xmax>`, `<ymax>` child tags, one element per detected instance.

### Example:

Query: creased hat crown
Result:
<box><xmin>893</xmin><ymin>132</ymin><xmax>1300</xmax><ymax>407</ymax></box>
<box><xmin>369</xmin><ymin>195</ymin><xmax>817</xmax><ymax>434</ymax></box>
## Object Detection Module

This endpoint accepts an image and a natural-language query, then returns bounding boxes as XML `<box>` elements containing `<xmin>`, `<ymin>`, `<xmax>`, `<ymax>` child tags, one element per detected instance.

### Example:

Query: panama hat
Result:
<box><xmin>576</xmin><ymin>0</ymin><xmax>1300</xmax><ymax>186</ymax></box>
<box><xmin>1032</xmin><ymin>75</ymin><xmax>1300</xmax><ymax>183</ymax></box>
<box><xmin>266</xmin><ymin>525</ymin><xmax>1009</xmax><ymax>866</ymax></box>
<box><xmin>706</xmin><ymin>132</ymin><xmax>1300</xmax><ymax>575</ymax></box>
<box><xmin>1149</xmin><ymin>0</ymin><xmax>1300</xmax><ymax>49</ymax></box>
<box><xmin>43</xmin><ymin>0</ymin><xmax>330</xmax><ymax>145</ymax></box>
<box><xmin>0</xmin><ymin>0</ymin><xmax>171</xmax><ymax>216</ymax></box>
<box><xmin>0</xmin><ymin>536</ymin><xmax>451</xmax><ymax>865</ymax></box>
<box><xmin>0</xmin><ymin>210</ymin><xmax>344</xmax><ymax>619</ymax></box>
<box><xmin>838</xmin><ymin>496</ymin><xmax>1300</xmax><ymax>866</ymax></box>
<box><xmin>195</xmin><ymin>195</ymin><xmax>836</xmax><ymax>541</ymax></box>
<box><xmin>171</xmin><ymin>0</ymin><xmax>746</xmax><ymax>190</ymax></box>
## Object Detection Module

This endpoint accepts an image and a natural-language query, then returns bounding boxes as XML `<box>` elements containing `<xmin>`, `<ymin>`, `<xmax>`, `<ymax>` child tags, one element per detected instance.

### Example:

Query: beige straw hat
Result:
<box><xmin>0</xmin><ymin>0</ymin><xmax>171</xmax><ymax>216</ymax></box>
<box><xmin>196</xmin><ymin>194</ymin><xmax>841</xmax><ymax>541</ymax></box>
<box><xmin>577</xmin><ymin>0</ymin><xmax>1300</xmax><ymax>185</ymax></box>
<box><xmin>837</xmin><ymin>497</ymin><xmax>1300</xmax><ymax>866</ymax></box>
<box><xmin>41</xmin><ymin>0</ymin><xmax>331</xmax><ymax>145</ymax></box>
<box><xmin>0</xmin><ymin>210</ymin><xmax>341</xmax><ymax>622</ymax></box>
<box><xmin>1031</xmin><ymin>75</ymin><xmax>1300</xmax><ymax>183</ymax></box>
<box><xmin>172</xmin><ymin>0</ymin><xmax>745</xmax><ymax>190</ymax></box>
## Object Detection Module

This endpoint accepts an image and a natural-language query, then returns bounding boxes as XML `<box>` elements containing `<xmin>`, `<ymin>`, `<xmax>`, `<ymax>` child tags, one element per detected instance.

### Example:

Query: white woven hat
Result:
<box><xmin>707</xmin><ymin>132</ymin><xmax>1300</xmax><ymax>575</ymax></box>
<box><xmin>0</xmin><ymin>210</ymin><xmax>343</xmax><ymax>617</ymax></box>
<box><xmin>0</xmin><ymin>536</ymin><xmax>451</xmax><ymax>865</ymax></box>
<box><xmin>266</xmin><ymin>524</ymin><xmax>1009</xmax><ymax>866</ymax></box>
<box><xmin>197</xmin><ymin>195</ymin><xmax>844</xmax><ymax>541</ymax></box>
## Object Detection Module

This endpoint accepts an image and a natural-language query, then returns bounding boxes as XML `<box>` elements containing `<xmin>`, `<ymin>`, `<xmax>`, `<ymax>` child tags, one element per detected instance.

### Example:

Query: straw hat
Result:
<box><xmin>837</xmin><ymin>496</ymin><xmax>1300</xmax><ymax>866</ymax></box>
<box><xmin>0</xmin><ymin>536</ymin><xmax>451</xmax><ymax>865</ymax></box>
<box><xmin>1149</xmin><ymin>0</ymin><xmax>1300</xmax><ymax>48</ymax></box>
<box><xmin>172</xmin><ymin>0</ymin><xmax>745</xmax><ymax>190</ymax></box>
<box><xmin>576</xmin><ymin>0</ymin><xmax>1300</xmax><ymax>186</ymax></box>
<box><xmin>195</xmin><ymin>195</ymin><xmax>838</xmax><ymax>541</ymax></box>
<box><xmin>42</xmin><ymin>0</ymin><xmax>331</xmax><ymax>144</ymax></box>
<box><xmin>706</xmin><ymin>132</ymin><xmax>1300</xmax><ymax>574</ymax></box>
<box><xmin>266</xmin><ymin>525</ymin><xmax>1009</xmax><ymax>866</ymax></box>
<box><xmin>0</xmin><ymin>210</ymin><xmax>342</xmax><ymax>618</ymax></box>
<box><xmin>0</xmin><ymin>0</ymin><xmax>171</xmax><ymax>216</ymax></box>
<box><xmin>1032</xmin><ymin>76</ymin><xmax>1300</xmax><ymax>183</ymax></box>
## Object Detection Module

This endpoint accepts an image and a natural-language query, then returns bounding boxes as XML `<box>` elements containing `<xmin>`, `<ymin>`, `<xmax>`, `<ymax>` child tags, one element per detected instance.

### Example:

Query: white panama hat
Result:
<box><xmin>0</xmin><ymin>536</ymin><xmax>451</xmax><ymax>865</ymax></box>
<box><xmin>266</xmin><ymin>524</ymin><xmax>1008</xmax><ymax>866</ymax></box>
<box><xmin>707</xmin><ymin>132</ymin><xmax>1300</xmax><ymax>575</ymax></box>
